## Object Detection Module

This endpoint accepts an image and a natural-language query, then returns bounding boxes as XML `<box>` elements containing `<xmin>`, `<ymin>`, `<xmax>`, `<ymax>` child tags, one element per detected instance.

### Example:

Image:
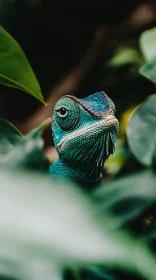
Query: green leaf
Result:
<box><xmin>140</xmin><ymin>26</ymin><xmax>156</xmax><ymax>62</ymax></box>
<box><xmin>139</xmin><ymin>60</ymin><xmax>156</xmax><ymax>84</ymax></box>
<box><xmin>0</xmin><ymin>118</ymin><xmax>48</xmax><ymax>170</ymax></box>
<box><xmin>1</xmin><ymin>169</ymin><xmax>156</xmax><ymax>280</ymax></box>
<box><xmin>139</xmin><ymin>27</ymin><xmax>156</xmax><ymax>83</ymax></box>
<box><xmin>127</xmin><ymin>94</ymin><xmax>156</xmax><ymax>166</ymax></box>
<box><xmin>81</xmin><ymin>266</ymin><xmax>116</xmax><ymax>280</ymax></box>
<box><xmin>0</xmin><ymin>26</ymin><xmax>47</xmax><ymax>105</ymax></box>
<box><xmin>107</xmin><ymin>46</ymin><xmax>142</xmax><ymax>68</ymax></box>
<box><xmin>0</xmin><ymin>119</ymin><xmax>23</xmax><ymax>155</ymax></box>
<box><xmin>93</xmin><ymin>170</ymin><xmax>156</xmax><ymax>228</ymax></box>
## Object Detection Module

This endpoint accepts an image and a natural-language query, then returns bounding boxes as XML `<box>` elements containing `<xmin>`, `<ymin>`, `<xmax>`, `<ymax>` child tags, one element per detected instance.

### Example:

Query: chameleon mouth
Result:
<box><xmin>58</xmin><ymin>115</ymin><xmax>119</xmax><ymax>150</ymax></box>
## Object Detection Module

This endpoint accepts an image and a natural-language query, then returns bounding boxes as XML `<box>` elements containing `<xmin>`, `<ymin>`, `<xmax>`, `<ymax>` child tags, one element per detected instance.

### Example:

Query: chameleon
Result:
<box><xmin>49</xmin><ymin>91</ymin><xmax>119</xmax><ymax>188</ymax></box>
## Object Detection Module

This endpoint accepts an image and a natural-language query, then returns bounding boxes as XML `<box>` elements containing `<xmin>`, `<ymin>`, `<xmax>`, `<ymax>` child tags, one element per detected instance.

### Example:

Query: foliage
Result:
<box><xmin>139</xmin><ymin>27</ymin><xmax>156</xmax><ymax>84</ymax></box>
<box><xmin>0</xmin><ymin>26</ymin><xmax>47</xmax><ymax>105</ymax></box>
<box><xmin>140</xmin><ymin>27</ymin><xmax>156</xmax><ymax>62</ymax></box>
<box><xmin>0</xmin><ymin>26</ymin><xmax>156</xmax><ymax>280</ymax></box>
<box><xmin>0</xmin><ymin>119</ymin><xmax>48</xmax><ymax>170</ymax></box>
<box><xmin>127</xmin><ymin>94</ymin><xmax>156</xmax><ymax>167</ymax></box>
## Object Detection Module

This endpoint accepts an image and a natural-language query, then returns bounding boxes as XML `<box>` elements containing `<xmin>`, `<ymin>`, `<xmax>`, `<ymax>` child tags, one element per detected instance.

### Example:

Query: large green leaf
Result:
<box><xmin>0</xmin><ymin>119</ymin><xmax>48</xmax><ymax>170</ymax></box>
<box><xmin>0</xmin><ymin>26</ymin><xmax>47</xmax><ymax>105</ymax></box>
<box><xmin>139</xmin><ymin>27</ymin><xmax>156</xmax><ymax>84</ymax></box>
<box><xmin>139</xmin><ymin>60</ymin><xmax>156</xmax><ymax>84</ymax></box>
<box><xmin>140</xmin><ymin>27</ymin><xmax>156</xmax><ymax>62</ymax></box>
<box><xmin>127</xmin><ymin>94</ymin><xmax>156</xmax><ymax>167</ymax></box>
<box><xmin>93</xmin><ymin>170</ymin><xmax>156</xmax><ymax>229</ymax></box>
<box><xmin>1</xmin><ymin>169</ymin><xmax>156</xmax><ymax>280</ymax></box>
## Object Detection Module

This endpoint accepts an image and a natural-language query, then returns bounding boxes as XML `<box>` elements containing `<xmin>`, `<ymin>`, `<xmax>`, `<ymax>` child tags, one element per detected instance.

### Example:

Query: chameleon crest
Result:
<box><xmin>49</xmin><ymin>91</ymin><xmax>119</xmax><ymax>188</ymax></box>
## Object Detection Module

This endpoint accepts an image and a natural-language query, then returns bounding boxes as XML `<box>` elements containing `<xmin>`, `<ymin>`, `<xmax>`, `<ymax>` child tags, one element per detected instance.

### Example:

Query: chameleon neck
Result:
<box><xmin>49</xmin><ymin>159</ymin><xmax>103</xmax><ymax>189</ymax></box>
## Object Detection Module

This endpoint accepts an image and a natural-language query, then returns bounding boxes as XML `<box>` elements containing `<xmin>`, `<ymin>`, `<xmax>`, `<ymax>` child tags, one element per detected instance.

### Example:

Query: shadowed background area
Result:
<box><xmin>0</xmin><ymin>0</ymin><xmax>156</xmax><ymax>161</ymax></box>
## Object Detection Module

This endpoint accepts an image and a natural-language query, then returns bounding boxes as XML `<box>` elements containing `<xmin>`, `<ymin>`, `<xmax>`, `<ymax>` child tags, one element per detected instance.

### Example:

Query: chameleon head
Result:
<box><xmin>52</xmin><ymin>91</ymin><xmax>119</xmax><ymax>167</ymax></box>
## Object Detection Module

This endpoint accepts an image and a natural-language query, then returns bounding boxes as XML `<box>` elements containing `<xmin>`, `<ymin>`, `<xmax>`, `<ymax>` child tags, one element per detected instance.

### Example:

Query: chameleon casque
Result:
<box><xmin>49</xmin><ymin>91</ymin><xmax>119</xmax><ymax>188</ymax></box>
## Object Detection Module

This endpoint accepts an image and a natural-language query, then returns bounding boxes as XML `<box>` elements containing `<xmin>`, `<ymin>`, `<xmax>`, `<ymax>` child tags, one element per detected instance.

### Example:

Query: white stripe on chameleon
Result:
<box><xmin>58</xmin><ymin>115</ymin><xmax>118</xmax><ymax>150</ymax></box>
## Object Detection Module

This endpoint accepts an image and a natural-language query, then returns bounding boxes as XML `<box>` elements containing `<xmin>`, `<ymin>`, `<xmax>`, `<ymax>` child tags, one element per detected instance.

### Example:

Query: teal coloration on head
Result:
<box><xmin>54</xmin><ymin>97</ymin><xmax>80</xmax><ymax>131</ymax></box>
<box><xmin>50</xmin><ymin>91</ymin><xmax>119</xmax><ymax>188</ymax></box>
<box><xmin>78</xmin><ymin>91</ymin><xmax>115</xmax><ymax>116</ymax></box>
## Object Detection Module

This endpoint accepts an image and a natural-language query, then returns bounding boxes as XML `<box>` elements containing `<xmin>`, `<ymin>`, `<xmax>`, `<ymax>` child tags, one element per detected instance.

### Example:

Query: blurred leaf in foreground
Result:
<box><xmin>127</xmin><ymin>94</ymin><xmax>156</xmax><ymax>167</ymax></box>
<box><xmin>1</xmin><ymin>169</ymin><xmax>156</xmax><ymax>280</ymax></box>
<box><xmin>0</xmin><ymin>119</ymin><xmax>22</xmax><ymax>155</ymax></box>
<box><xmin>93</xmin><ymin>170</ymin><xmax>156</xmax><ymax>229</ymax></box>
<box><xmin>0</xmin><ymin>26</ymin><xmax>47</xmax><ymax>105</ymax></box>
<box><xmin>0</xmin><ymin>119</ymin><xmax>49</xmax><ymax>170</ymax></box>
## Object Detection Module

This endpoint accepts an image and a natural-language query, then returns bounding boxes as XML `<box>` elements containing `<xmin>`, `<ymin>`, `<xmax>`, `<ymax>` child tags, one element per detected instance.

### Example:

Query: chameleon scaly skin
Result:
<box><xmin>49</xmin><ymin>91</ymin><xmax>119</xmax><ymax>188</ymax></box>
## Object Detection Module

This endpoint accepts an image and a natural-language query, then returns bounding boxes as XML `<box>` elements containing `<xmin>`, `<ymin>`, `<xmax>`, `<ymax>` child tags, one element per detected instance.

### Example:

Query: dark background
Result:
<box><xmin>0</xmin><ymin>0</ymin><xmax>155</xmax><ymax>136</ymax></box>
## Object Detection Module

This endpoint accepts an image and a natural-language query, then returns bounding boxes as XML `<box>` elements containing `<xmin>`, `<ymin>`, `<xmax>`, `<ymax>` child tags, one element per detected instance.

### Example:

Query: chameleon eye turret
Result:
<box><xmin>54</xmin><ymin>97</ymin><xmax>80</xmax><ymax>131</ymax></box>
<box><xmin>50</xmin><ymin>91</ymin><xmax>119</xmax><ymax>188</ymax></box>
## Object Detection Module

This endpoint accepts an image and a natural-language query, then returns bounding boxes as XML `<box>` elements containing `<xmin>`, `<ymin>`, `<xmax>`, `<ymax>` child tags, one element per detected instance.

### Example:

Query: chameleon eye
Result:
<box><xmin>59</xmin><ymin>107</ymin><xmax>66</xmax><ymax>115</ymax></box>
<box><xmin>57</xmin><ymin>107</ymin><xmax>68</xmax><ymax>118</ymax></box>
<box><xmin>54</xmin><ymin>97</ymin><xmax>80</xmax><ymax>131</ymax></box>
